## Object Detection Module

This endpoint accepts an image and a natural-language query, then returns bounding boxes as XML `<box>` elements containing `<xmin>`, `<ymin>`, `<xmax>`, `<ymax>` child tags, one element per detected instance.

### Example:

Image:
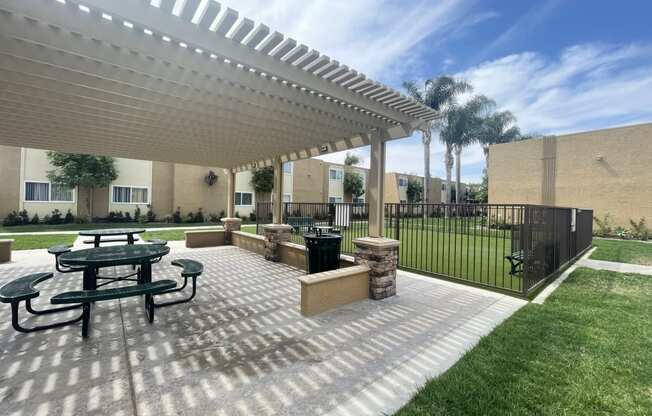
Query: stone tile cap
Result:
<box><xmin>262</xmin><ymin>224</ymin><xmax>293</xmax><ymax>231</ymax></box>
<box><xmin>297</xmin><ymin>265</ymin><xmax>370</xmax><ymax>285</ymax></box>
<box><xmin>184</xmin><ymin>229</ymin><xmax>224</xmax><ymax>234</ymax></box>
<box><xmin>353</xmin><ymin>237</ymin><xmax>400</xmax><ymax>248</ymax></box>
<box><xmin>0</xmin><ymin>239</ymin><xmax>15</xmax><ymax>243</ymax></box>
<box><xmin>220</xmin><ymin>217</ymin><xmax>243</xmax><ymax>223</ymax></box>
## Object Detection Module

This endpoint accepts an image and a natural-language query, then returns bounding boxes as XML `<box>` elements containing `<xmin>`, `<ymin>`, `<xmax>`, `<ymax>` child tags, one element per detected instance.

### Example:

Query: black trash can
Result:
<box><xmin>303</xmin><ymin>230</ymin><xmax>342</xmax><ymax>274</ymax></box>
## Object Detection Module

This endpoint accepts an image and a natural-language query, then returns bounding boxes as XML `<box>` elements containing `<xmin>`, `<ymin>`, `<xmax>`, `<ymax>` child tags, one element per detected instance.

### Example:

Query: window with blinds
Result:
<box><xmin>51</xmin><ymin>184</ymin><xmax>74</xmax><ymax>202</ymax></box>
<box><xmin>235</xmin><ymin>192</ymin><xmax>253</xmax><ymax>206</ymax></box>
<box><xmin>25</xmin><ymin>182</ymin><xmax>49</xmax><ymax>201</ymax></box>
<box><xmin>112</xmin><ymin>186</ymin><xmax>148</xmax><ymax>204</ymax></box>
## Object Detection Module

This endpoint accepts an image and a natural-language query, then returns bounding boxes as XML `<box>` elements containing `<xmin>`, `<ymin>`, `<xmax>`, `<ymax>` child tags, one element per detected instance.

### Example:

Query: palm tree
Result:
<box><xmin>403</xmin><ymin>76</ymin><xmax>471</xmax><ymax>204</ymax></box>
<box><xmin>477</xmin><ymin>111</ymin><xmax>521</xmax><ymax>172</ymax></box>
<box><xmin>441</xmin><ymin>95</ymin><xmax>495</xmax><ymax>203</ymax></box>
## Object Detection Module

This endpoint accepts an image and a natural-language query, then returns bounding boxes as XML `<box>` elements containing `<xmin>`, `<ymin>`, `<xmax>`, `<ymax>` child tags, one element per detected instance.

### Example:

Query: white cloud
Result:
<box><xmin>217</xmin><ymin>0</ymin><xmax>482</xmax><ymax>81</ymax></box>
<box><xmin>459</xmin><ymin>43</ymin><xmax>652</xmax><ymax>134</ymax></box>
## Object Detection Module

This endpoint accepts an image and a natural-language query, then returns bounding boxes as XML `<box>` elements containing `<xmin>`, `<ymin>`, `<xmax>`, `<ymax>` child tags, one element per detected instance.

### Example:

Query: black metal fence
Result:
<box><xmin>256</xmin><ymin>202</ymin><xmax>368</xmax><ymax>254</ymax></box>
<box><xmin>385</xmin><ymin>204</ymin><xmax>593</xmax><ymax>295</ymax></box>
<box><xmin>256</xmin><ymin>202</ymin><xmax>593</xmax><ymax>296</ymax></box>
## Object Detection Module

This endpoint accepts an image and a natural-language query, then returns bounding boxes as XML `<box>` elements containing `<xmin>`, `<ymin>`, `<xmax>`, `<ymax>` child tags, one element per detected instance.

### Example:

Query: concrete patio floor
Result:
<box><xmin>0</xmin><ymin>245</ymin><xmax>526</xmax><ymax>416</ymax></box>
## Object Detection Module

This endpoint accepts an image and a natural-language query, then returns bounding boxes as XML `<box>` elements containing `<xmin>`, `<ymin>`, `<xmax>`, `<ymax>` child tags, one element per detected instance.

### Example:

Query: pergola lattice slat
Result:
<box><xmin>0</xmin><ymin>0</ymin><xmax>438</xmax><ymax>170</ymax></box>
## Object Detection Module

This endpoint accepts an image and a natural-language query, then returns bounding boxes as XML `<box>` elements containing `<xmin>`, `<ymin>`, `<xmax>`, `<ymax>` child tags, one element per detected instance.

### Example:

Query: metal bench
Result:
<box><xmin>505</xmin><ymin>250</ymin><xmax>524</xmax><ymax>276</ymax></box>
<box><xmin>146</xmin><ymin>239</ymin><xmax>168</xmax><ymax>246</ymax></box>
<box><xmin>0</xmin><ymin>272</ymin><xmax>83</xmax><ymax>333</ymax></box>
<box><xmin>48</xmin><ymin>245</ymin><xmax>85</xmax><ymax>273</ymax></box>
<box><xmin>287</xmin><ymin>216</ymin><xmax>315</xmax><ymax>233</ymax></box>
<box><xmin>154</xmin><ymin>259</ymin><xmax>204</xmax><ymax>308</ymax></box>
<box><xmin>51</xmin><ymin>280</ymin><xmax>177</xmax><ymax>337</ymax></box>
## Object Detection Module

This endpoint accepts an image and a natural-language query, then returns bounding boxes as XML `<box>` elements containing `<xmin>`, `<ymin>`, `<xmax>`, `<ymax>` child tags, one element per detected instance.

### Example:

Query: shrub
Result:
<box><xmin>3</xmin><ymin>210</ymin><xmax>22</xmax><ymax>226</ymax></box>
<box><xmin>614</xmin><ymin>226</ymin><xmax>631</xmax><ymax>240</ymax></box>
<box><xmin>249</xmin><ymin>211</ymin><xmax>256</xmax><ymax>221</ymax></box>
<box><xmin>146</xmin><ymin>208</ymin><xmax>156</xmax><ymax>222</ymax></box>
<box><xmin>124</xmin><ymin>212</ymin><xmax>132</xmax><ymax>222</ymax></box>
<box><xmin>163</xmin><ymin>214</ymin><xmax>173</xmax><ymax>224</ymax></box>
<box><xmin>138</xmin><ymin>213</ymin><xmax>148</xmax><ymax>225</ymax></box>
<box><xmin>48</xmin><ymin>209</ymin><xmax>63</xmax><ymax>225</ymax></box>
<box><xmin>172</xmin><ymin>207</ymin><xmax>182</xmax><ymax>223</ymax></box>
<box><xmin>193</xmin><ymin>208</ymin><xmax>204</xmax><ymax>223</ymax></box>
<box><xmin>235</xmin><ymin>211</ymin><xmax>240</xmax><ymax>219</ymax></box>
<box><xmin>134</xmin><ymin>206</ymin><xmax>141</xmax><ymax>222</ymax></box>
<box><xmin>593</xmin><ymin>214</ymin><xmax>613</xmax><ymax>237</ymax></box>
<box><xmin>186</xmin><ymin>211</ymin><xmax>195</xmax><ymax>223</ymax></box>
<box><xmin>219</xmin><ymin>210</ymin><xmax>226</xmax><ymax>219</ymax></box>
<box><xmin>43</xmin><ymin>215</ymin><xmax>51</xmax><ymax>224</ymax></box>
<box><xmin>18</xmin><ymin>209</ymin><xmax>30</xmax><ymax>225</ymax></box>
<box><xmin>30</xmin><ymin>213</ymin><xmax>40</xmax><ymax>224</ymax></box>
<box><xmin>208</xmin><ymin>213</ymin><xmax>220</xmax><ymax>223</ymax></box>
<box><xmin>75</xmin><ymin>216</ymin><xmax>89</xmax><ymax>224</ymax></box>
<box><xmin>64</xmin><ymin>210</ymin><xmax>75</xmax><ymax>224</ymax></box>
<box><xmin>629</xmin><ymin>217</ymin><xmax>650</xmax><ymax>241</ymax></box>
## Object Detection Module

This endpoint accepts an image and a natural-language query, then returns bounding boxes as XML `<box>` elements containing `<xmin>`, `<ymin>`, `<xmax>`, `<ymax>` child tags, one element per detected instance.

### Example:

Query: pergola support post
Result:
<box><xmin>264</xmin><ymin>157</ymin><xmax>291</xmax><ymax>261</ymax></box>
<box><xmin>353</xmin><ymin>129</ymin><xmax>401</xmax><ymax>300</ymax></box>
<box><xmin>221</xmin><ymin>169</ymin><xmax>241</xmax><ymax>244</ymax></box>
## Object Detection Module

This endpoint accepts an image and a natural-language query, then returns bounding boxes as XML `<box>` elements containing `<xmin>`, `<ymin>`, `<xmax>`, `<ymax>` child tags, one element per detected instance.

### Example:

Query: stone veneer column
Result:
<box><xmin>353</xmin><ymin>237</ymin><xmax>400</xmax><ymax>300</ymax></box>
<box><xmin>262</xmin><ymin>224</ymin><xmax>293</xmax><ymax>261</ymax></box>
<box><xmin>221</xmin><ymin>217</ymin><xmax>242</xmax><ymax>244</ymax></box>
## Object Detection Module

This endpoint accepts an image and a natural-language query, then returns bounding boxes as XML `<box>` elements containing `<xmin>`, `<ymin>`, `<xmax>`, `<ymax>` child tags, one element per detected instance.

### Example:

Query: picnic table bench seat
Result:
<box><xmin>48</xmin><ymin>245</ymin><xmax>85</xmax><ymax>273</ymax></box>
<box><xmin>154</xmin><ymin>259</ymin><xmax>204</xmax><ymax>308</ymax></box>
<box><xmin>0</xmin><ymin>272</ymin><xmax>83</xmax><ymax>333</ymax></box>
<box><xmin>147</xmin><ymin>239</ymin><xmax>168</xmax><ymax>246</ymax></box>
<box><xmin>51</xmin><ymin>280</ymin><xmax>177</xmax><ymax>337</ymax></box>
<box><xmin>83</xmin><ymin>236</ymin><xmax>140</xmax><ymax>245</ymax></box>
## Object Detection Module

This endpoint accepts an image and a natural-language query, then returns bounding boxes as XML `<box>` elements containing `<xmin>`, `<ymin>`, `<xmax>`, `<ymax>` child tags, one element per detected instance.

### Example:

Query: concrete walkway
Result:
<box><xmin>577</xmin><ymin>257</ymin><xmax>652</xmax><ymax>275</ymax></box>
<box><xmin>0</xmin><ymin>245</ymin><xmax>526</xmax><ymax>416</ymax></box>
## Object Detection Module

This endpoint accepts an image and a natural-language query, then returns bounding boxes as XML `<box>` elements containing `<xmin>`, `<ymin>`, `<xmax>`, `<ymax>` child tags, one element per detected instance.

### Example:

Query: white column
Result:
<box><xmin>368</xmin><ymin>130</ymin><xmax>387</xmax><ymax>237</ymax></box>
<box><xmin>226</xmin><ymin>169</ymin><xmax>235</xmax><ymax>218</ymax></box>
<box><xmin>272</xmin><ymin>157</ymin><xmax>284</xmax><ymax>224</ymax></box>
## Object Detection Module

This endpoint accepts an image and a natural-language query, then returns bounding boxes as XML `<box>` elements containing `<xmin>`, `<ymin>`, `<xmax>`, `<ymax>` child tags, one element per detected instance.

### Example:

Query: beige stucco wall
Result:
<box><xmin>172</xmin><ymin>163</ymin><xmax>228</xmax><ymax>218</ymax></box>
<box><xmin>108</xmin><ymin>158</ymin><xmax>152</xmax><ymax>215</ymax></box>
<box><xmin>0</xmin><ymin>145</ymin><xmax>21</xmax><ymax>219</ymax></box>
<box><xmin>151</xmin><ymin>162</ymin><xmax>175</xmax><ymax>218</ymax></box>
<box><xmin>489</xmin><ymin>123</ymin><xmax>652</xmax><ymax>227</ymax></box>
<box><xmin>292</xmin><ymin>159</ymin><xmax>326</xmax><ymax>203</ymax></box>
<box><xmin>21</xmin><ymin>148</ymin><xmax>78</xmax><ymax>217</ymax></box>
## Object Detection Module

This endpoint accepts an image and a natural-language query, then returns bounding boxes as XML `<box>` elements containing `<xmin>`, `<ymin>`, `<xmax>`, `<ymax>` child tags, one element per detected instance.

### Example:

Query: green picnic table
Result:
<box><xmin>78</xmin><ymin>228</ymin><xmax>145</xmax><ymax>247</ymax></box>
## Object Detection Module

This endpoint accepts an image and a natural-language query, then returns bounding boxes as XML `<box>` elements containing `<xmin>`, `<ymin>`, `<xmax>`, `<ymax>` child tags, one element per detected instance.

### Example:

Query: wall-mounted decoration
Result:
<box><xmin>204</xmin><ymin>170</ymin><xmax>218</xmax><ymax>186</ymax></box>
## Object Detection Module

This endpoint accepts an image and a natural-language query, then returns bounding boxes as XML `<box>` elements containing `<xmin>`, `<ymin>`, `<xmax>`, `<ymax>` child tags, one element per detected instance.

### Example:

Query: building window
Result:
<box><xmin>24</xmin><ymin>181</ymin><xmax>74</xmax><ymax>202</ymax></box>
<box><xmin>399</xmin><ymin>177</ymin><xmax>408</xmax><ymax>187</ymax></box>
<box><xmin>329</xmin><ymin>196</ymin><xmax>343</xmax><ymax>203</ymax></box>
<box><xmin>235</xmin><ymin>192</ymin><xmax>253</xmax><ymax>206</ymax></box>
<box><xmin>283</xmin><ymin>193</ymin><xmax>292</xmax><ymax>203</ymax></box>
<box><xmin>25</xmin><ymin>182</ymin><xmax>50</xmax><ymax>202</ymax></box>
<box><xmin>112</xmin><ymin>186</ymin><xmax>149</xmax><ymax>204</ymax></box>
<box><xmin>51</xmin><ymin>184</ymin><xmax>74</xmax><ymax>202</ymax></box>
<box><xmin>283</xmin><ymin>162</ymin><xmax>293</xmax><ymax>174</ymax></box>
<box><xmin>329</xmin><ymin>168</ymin><xmax>343</xmax><ymax>181</ymax></box>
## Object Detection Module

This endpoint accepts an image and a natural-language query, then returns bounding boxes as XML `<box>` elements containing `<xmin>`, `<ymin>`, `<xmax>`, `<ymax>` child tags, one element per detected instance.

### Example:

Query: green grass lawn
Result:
<box><xmin>246</xmin><ymin>218</ymin><xmax>519</xmax><ymax>292</ymax></box>
<box><xmin>9</xmin><ymin>234</ymin><xmax>77</xmax><ymax>250</ymax></box>
<box><xmin>395</xmin><ymin>267</ymin><xmax>652</xmax><ymax>416</ymax></box>
<box><xmin>591</xmin><ymin>238</ymin><xmax>652</xmax><ymax>265</ymax></box>
<box><xmin>141</xmin><ymin>228</ymin><xmax>221</xmax><ymax>242</ymax></box>
<box><xmin>0</xmin><ymin>221</ymin><xmax>228</xmax><ymax>234</ymax></box>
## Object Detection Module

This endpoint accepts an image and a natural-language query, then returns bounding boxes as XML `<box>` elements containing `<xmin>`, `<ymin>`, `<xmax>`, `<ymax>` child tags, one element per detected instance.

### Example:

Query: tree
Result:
<box><xmin>250</xmin><ymin>166</ymin><xmax>274</xmax><ymax>201</ymax></box>
<box><xmin>46</xmin><ymin>152</ymin><xmax>118</xmax><ymax>219</ymax></box>
<box><xmin>477</xmin><ymin>173</ymin><xmax>489</xmax><ymax>203</ymax></box>
<box><xmin>344</xmin><ymin>152</ymin><xmax>360</xmax><ymax>166</ymax></box>
<box><xmin>403</xmin><ymin>76</ymin><xmax>472</xmax><ymax>204</ymax></box>
<box><xmin>441</xmin><ymin>95</ymin><xmax>494</xmax><ymax>203</ymax></box>
<box><xmin>406</xmin><ymin>179</ymin><xmax>423</xmax><ymax>203</ymax></box>
<box><xmin>344</xmin><ymin>172</ymin><xmax>364</xmax><ymax>200</ymax></box>
<box><xmin>477</xmin><ymin>111</ymin><xmax>521</xmax><ymax>172</ymax></box>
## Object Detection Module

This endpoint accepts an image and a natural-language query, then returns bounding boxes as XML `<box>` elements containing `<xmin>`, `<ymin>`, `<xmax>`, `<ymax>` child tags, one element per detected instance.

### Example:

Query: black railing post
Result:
<box><xmin>328</xmin><ymin>203</ymin><xmax>335</xmax><ymax>227</ymax></box>
<box><xmin>395</xmin><ymin>204</ymin><xmax>401</xmax><ymax>240</ymax></box>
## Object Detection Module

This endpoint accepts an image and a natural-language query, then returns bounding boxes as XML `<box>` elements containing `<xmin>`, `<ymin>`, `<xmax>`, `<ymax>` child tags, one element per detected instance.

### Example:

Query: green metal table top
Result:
<box><xmin>78</xmin><ymin>228</ymin><xmax>145</xmax><ymax>236</ymax></box>
<box><xmin>59</xmin><ymin>244</ymin><xmax>169</xmax><ymax>267</ymax></box>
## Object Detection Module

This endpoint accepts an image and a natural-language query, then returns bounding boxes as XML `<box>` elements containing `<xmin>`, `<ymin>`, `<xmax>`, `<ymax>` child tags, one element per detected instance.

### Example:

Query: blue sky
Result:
<box><xmin>221</xmin><ymin>0</ymin><xmax>652</xmax><ymax>182</ymax></box>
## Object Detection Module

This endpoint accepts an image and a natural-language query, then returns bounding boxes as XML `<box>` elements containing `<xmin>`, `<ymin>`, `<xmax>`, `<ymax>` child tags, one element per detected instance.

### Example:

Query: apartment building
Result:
<box><xmin>488</xmin><ymin>123</ymin><xmax>652</xmax><ymax>226</ymax></box>
<box><xmin>0</xmin><ymin>146</ymin><xmax>255</xmax><ymax>220</ymax></box>
<box><xmin>0</xmin><ymin>145</ymin><xmax>471</xmax><ymax>222</ymax></box>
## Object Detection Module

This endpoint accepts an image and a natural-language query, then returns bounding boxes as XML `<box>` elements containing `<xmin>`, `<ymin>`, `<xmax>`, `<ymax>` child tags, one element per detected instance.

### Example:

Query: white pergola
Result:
<box><xmin>0</xmin><ymin>0</ymin><xmax>438</xmax><ymax>237</ymax></box>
